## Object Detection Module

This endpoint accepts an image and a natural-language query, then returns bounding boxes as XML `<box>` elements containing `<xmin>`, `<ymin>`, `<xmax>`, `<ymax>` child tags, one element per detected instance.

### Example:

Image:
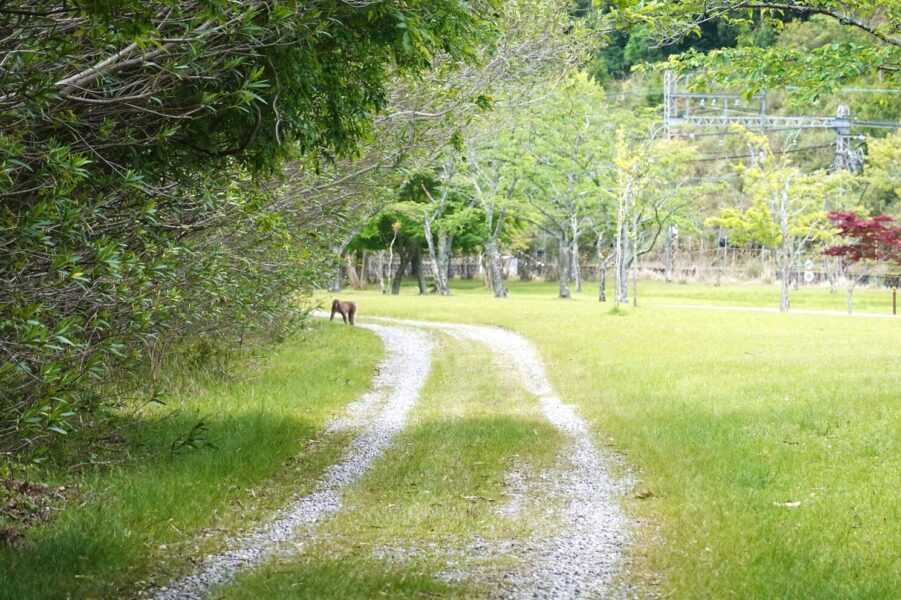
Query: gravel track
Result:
<box><xmin>150</xmin><ymin>316</ymin><xmax>627</xmax><ymax>599</ymax></box>
<box><xmin>150</xmin><ymin>324</ymin><xmax>433</xmax><ymax>600</ymax></box>
<box><xmin>369</xmin><ymin>317</ymin><xmax>630</xmax><ymax>599</ymax></box>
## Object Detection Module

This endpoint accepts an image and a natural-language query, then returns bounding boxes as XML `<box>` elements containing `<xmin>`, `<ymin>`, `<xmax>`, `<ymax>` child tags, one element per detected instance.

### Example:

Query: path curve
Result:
<box><xmin>370</xmin><ymin>317</ymin><xmax>630</xmax><ymax>599</ymax></box>
<box><xmin>151</xmin><ymin>324</ymin><xmax>433</xmax><ymax>600</ymax></box>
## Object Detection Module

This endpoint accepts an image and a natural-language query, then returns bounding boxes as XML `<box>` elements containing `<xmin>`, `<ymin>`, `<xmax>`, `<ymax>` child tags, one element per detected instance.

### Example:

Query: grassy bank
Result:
<box><xmin>333</xmin><ymin>279</ymin><xmax>900</xmax><ymax>598</ymax></box>
<box><xmin>0</xmin><ymin>322</ymin><xmax>382</xmax><ymax>600</ymax></box>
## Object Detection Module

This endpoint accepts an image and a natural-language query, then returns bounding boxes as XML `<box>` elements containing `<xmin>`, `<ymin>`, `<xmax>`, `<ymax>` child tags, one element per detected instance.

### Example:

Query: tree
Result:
<box><xmin>461</xmin><ymin>137</ymin><xmax>520</xmax><ymax>297</ymax></box>
<box><xmin>608</xmin><ymin>127</ymin><xmax>695</xmax><ymax>305</ymax></box>
<box><xmin>613</xmin><ymin>0</ymin><xmax>899</xmax><ymax>103</ymax></box>
<box><xmin>515</xmin><ymin>74</ymin><xmax>614</xmax><ymax>298</ymax></box>
<box><xmin>0</xmin><ymin>0</ymin><xmax>500</xmax><ymax>451</ymax></box>
<box><xmin>823</xmin><ymin>211</ymin><xmax>901</xmax><ymax>313</ymax></box>
<box><xmin>308</xmin><ymin>0</ymin><xmax>598</xmax><ymax>294</ymax></box>
<box><xmin>864</xmin><ymin>131</ymin><xmax>901</xmax><ymax>217</ymax></box>
<box><xmin>708</xmin><ymin>130</ymin><xmax>856</xmax><ymax>311</ymax></box>
<box><xmin>417</xmin><ymin>163</ymin><xmax>485</xmax><ymax>296</ymax></box>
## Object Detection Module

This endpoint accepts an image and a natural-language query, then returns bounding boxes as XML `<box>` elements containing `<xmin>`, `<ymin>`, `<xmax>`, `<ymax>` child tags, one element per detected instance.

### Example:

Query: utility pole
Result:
<box><xmin>662</xmin><ymin>71</ymin><xmax>889</xmax><ymax>173</ymax></box>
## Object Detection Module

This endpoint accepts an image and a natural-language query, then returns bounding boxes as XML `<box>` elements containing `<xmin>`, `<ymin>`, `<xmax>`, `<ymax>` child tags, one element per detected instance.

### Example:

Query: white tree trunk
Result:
<box><xmin>558</xmin><ymin>235</ymin><xmax>571</xmax><ymax>298</ymax></box>
<box><xmin>778</xmin><ymin>187</ymin><xmax>791</xmax><ymax>313</ymax></box>
<box><xmin>375</xmin><ymin>250</ymin><xmax>386</xmax><ymax>294</ymax></box>
<box><xmin>664</xmin><ymin>224</ymin><xmax>674</xmax><ymax>283</ymax></box>
<box><xmin>327</xmin><ymin>245</ymin><xmax>344</xmax><ymax>292</ymax></box>
<box><xmin>614</xmin><ymin>208</ymin><xmax>628</xmax><ymax>305</ymax></box>
<box><xmin>423</xmin><ymin>216</ymin><xmax>449</xmax><ymax>295</ymax></box>
<box><xmin>360</xmin><ymin>250</ymin><xmax>369</xmax><ymax>285</ymax></box>
<box><xmin>571</xmin><ymin>233</ymin><xmax>581</xmax><ymax>293</ymax></box>
<box><xmin>437</xmin><ymin>233</ymin><xmax>453</xmax><ymax>295</ymax></box>
<box><xmin>597</xmin><ymin>234</ymin><xmax>608</xmax><ymax>302</ymax></box>
<box><xmin>484</xmin><ymin>239</ymin><xmax>507</xmax><ymax>297</ymax></box>
<box><xmin>345</xmin><ymin>253</ymin><xmax>362</xmax><ymax>289</ymax></box>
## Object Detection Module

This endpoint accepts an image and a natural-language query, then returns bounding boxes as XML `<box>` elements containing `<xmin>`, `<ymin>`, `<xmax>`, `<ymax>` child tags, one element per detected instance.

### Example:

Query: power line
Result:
<box><xmin>662</xmin><ymin>71</ymin><xmax>878</xmax><ymax>172</ymax></box>
<box><xmin>852</xmin><ymin>120</ymin><xmax>900</xmax><ymax>129</ymax></box>
<box><xmin>692</xmin><ymin>143</ymin><xmax>834</xmax><ymax>163</ymax></box>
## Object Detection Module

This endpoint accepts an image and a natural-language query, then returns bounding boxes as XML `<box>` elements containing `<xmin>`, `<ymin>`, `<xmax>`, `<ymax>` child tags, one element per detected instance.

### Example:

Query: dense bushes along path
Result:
<box><xmin>151</xmin><ymin>318</ymin><xmax>630</xmax><ymax>599</ymax></box>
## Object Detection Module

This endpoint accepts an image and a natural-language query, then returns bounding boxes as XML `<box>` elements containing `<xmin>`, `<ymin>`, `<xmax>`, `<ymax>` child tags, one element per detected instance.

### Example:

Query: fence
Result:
<box><xmin>340</xmin><ymin>248</ymin><xmax>900</xmax><ymax>290</ymax></box>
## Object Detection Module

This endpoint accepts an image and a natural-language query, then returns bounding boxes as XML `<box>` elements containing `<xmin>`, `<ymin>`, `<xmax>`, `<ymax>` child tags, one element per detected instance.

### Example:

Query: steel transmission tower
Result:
<box><xmin>663</xmin><ymin>70</ymin><xmax>867</xmax><ymax>172</ymax></box>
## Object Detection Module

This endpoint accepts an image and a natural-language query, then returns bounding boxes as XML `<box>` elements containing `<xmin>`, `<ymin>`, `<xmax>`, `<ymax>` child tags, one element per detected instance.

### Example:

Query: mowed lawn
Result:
<box><xmin>333</xmin><ymin>279</ymin><xmax>901</xmax><ymax>599</ymax></box>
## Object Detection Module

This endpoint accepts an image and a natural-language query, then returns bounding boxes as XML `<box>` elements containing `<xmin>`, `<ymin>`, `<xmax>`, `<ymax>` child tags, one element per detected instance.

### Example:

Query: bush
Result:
<box><xmin>0</xmin><ymin>0</ymin><xmax>494</xmax><ymax>456</ymax></box>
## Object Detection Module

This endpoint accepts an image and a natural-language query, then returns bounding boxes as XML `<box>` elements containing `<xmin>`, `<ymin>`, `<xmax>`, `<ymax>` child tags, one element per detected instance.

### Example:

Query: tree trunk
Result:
<box><xmin>826</xmin><ymin>256</ymin><xmax>838</xmax><ymax>293</ymax></box>
<box><xmin>614</xmin><ymin>210</ymin><xmax>628</xmax><ymax>305</ymax></box>
<box><xmin>386</xmin><ymin>229</ymin><xmax>399</xmax><ymax>294</ymax></box>
<box><xmin>327</xmin><ymin>245</ymin><xmax>344</xmax><ymax>292</ymax></box>
<box><xmin>597</xmin><ymin>235</ymin><xmax>608</xmax><ymax>302</ymax></box>
<box><xmin>423</xmin><ymin>217</ymin><xmax>449</xmax><ymax>295</ymax></box>
<box><xmin>391</xmin><ymin>248</ymin><xmax>409</xmax><ymax>295</ymax></box>
<box><xmin>779</xmin><ymin>261</ymin><xmax>791</xmax><ymax>312</ymax></box>
<box><xmin>558</xmin><ymin>236</ymin><xmax>571</xmax><ymax>299</ymax></box>
<box><xmin>846</xmin><ymin>269</ymin><xmax>867</xmax><ymax>314</ymax></box>
<box><xmin>360</xmin><ymin>250</ymin><xmax>369</xmax><ymax>285</ymax></box>
<box><xmin>572</xmin><ymin>233</ymin><xmax>581</xmax><ymax>293</ymax></box>
<box><xmin>479</xmin><ymin>252</ymin><xmax>491</xmax><ymax>288</ymax></box>
<box><xmin>761</xmin><ymin>247</ymin><xmax>768</xmax><ymax>281</ymax></box>
<box><xmin>664</xmin><ymin>224</ymin><xmax>674</xmax><ymax>283</ymax></box>
<box><xmin>437</xmin><ymin>233</ymin><xmax>453</xmax><ymax>296</ymax></box>
<box><xmin>375</xmin><ymin>250</ymin><xmax>386</xmax><ymax>294</ymax></box>
<box><xmin>632</xmin><ymin>258</ymin><xmax>639</xmax><ymax>307</ymax></box>
<box><xmin>778</xmin><ymin>188</ymin><xmax>791</xmax><ymax>313</ymax></box>
<box><xmin>413</xmin><ymin>244</ymin><xmax>427</xmax><ymax>295</ymax></box>
<box><xmin>345</xmin><ymin>253</ymin><xmax>362</xmax><ymax>289</ymax></box>
<box><xmin>484</xmin><ymin>239</ymin><xmax>507</xmax><ymax>297</ymax></box>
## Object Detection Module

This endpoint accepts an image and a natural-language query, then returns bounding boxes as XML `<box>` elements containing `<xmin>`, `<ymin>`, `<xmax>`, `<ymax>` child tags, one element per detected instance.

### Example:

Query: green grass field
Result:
<box><xmin>328</xmin><ymin>278</ymin><xmax>900</xmax><ymax>598</ymax></box>
<box><xmin>415</xmin><ymin>277</ymin><xmax>899</xmax><ymax>314</ymax></box>
<box><xmin>3</xmin><ymin>278</ymin><xmax>898</xmax><ymax>599</ymax></box>
<box><xmin>0</xmin><ymin>322</ymin><xmax>383</xmax><ymax>600</ymax></box>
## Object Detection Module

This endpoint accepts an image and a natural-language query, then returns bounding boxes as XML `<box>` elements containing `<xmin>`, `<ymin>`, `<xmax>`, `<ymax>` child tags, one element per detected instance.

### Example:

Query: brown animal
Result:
<box><xmin>330</xmin><ymin>299</ymin><xmax>357</xmax><ymax>325</ymax></box>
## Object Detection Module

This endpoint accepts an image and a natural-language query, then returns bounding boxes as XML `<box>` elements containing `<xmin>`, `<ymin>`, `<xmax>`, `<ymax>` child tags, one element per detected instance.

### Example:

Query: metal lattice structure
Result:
<box><xmin>663</xmin><ymin>71</ymin><xmax>874</xmax><ymax>172</ymax></box>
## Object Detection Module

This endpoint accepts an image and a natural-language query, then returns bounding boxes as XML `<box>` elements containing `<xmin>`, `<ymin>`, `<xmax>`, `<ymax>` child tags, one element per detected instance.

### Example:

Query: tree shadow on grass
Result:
<box><xmin>221</xmin><ymin>557</ymin><xmax>462</xmax><ymax>600</ymax></box>
<box><xmin>0</xmin><ymin>411</ymin><xmax>338</xmax><ymax>600</ymax></box>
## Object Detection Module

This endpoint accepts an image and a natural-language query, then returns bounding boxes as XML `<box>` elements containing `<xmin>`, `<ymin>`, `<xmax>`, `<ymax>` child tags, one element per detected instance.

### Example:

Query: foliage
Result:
<box><xmin>510</xmin><ymin>73</ymin><xmax>619</xmax><ymax>295</ymax></box>
<box><xmin>617</xmin><ymin>0</ymin><xmax>900</xmax><ymax>102</ymax></box>
<box><xmin>582</xmin><ymin>5</ymin><xmax>741</xmax><ymax>83</ymax></box>
<box><xmin>823</xmin><ymin>211</ymin><xmax>901</xmax><ymax>264</ymax></box>
<box><xmin>707</xmin><ymin>130</ymin><xmax>855</xmax><ymax>250</ymax></box>
<box><xmin>0</xmin><ymin>0</ymin><xmax>499</xmax><ymax>454</ymax></box>
<box><xmin>864</xmin><ymin>132</ymin><xmax>901</xmax><ymax>215</ymax></box>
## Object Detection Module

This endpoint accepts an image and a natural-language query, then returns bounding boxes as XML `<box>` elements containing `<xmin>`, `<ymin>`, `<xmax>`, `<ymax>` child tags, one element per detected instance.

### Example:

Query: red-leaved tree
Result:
<box><xmin>823</xmin><ymin>211</ymin><xmax>901</xmax><ymax>314</ymax></box>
